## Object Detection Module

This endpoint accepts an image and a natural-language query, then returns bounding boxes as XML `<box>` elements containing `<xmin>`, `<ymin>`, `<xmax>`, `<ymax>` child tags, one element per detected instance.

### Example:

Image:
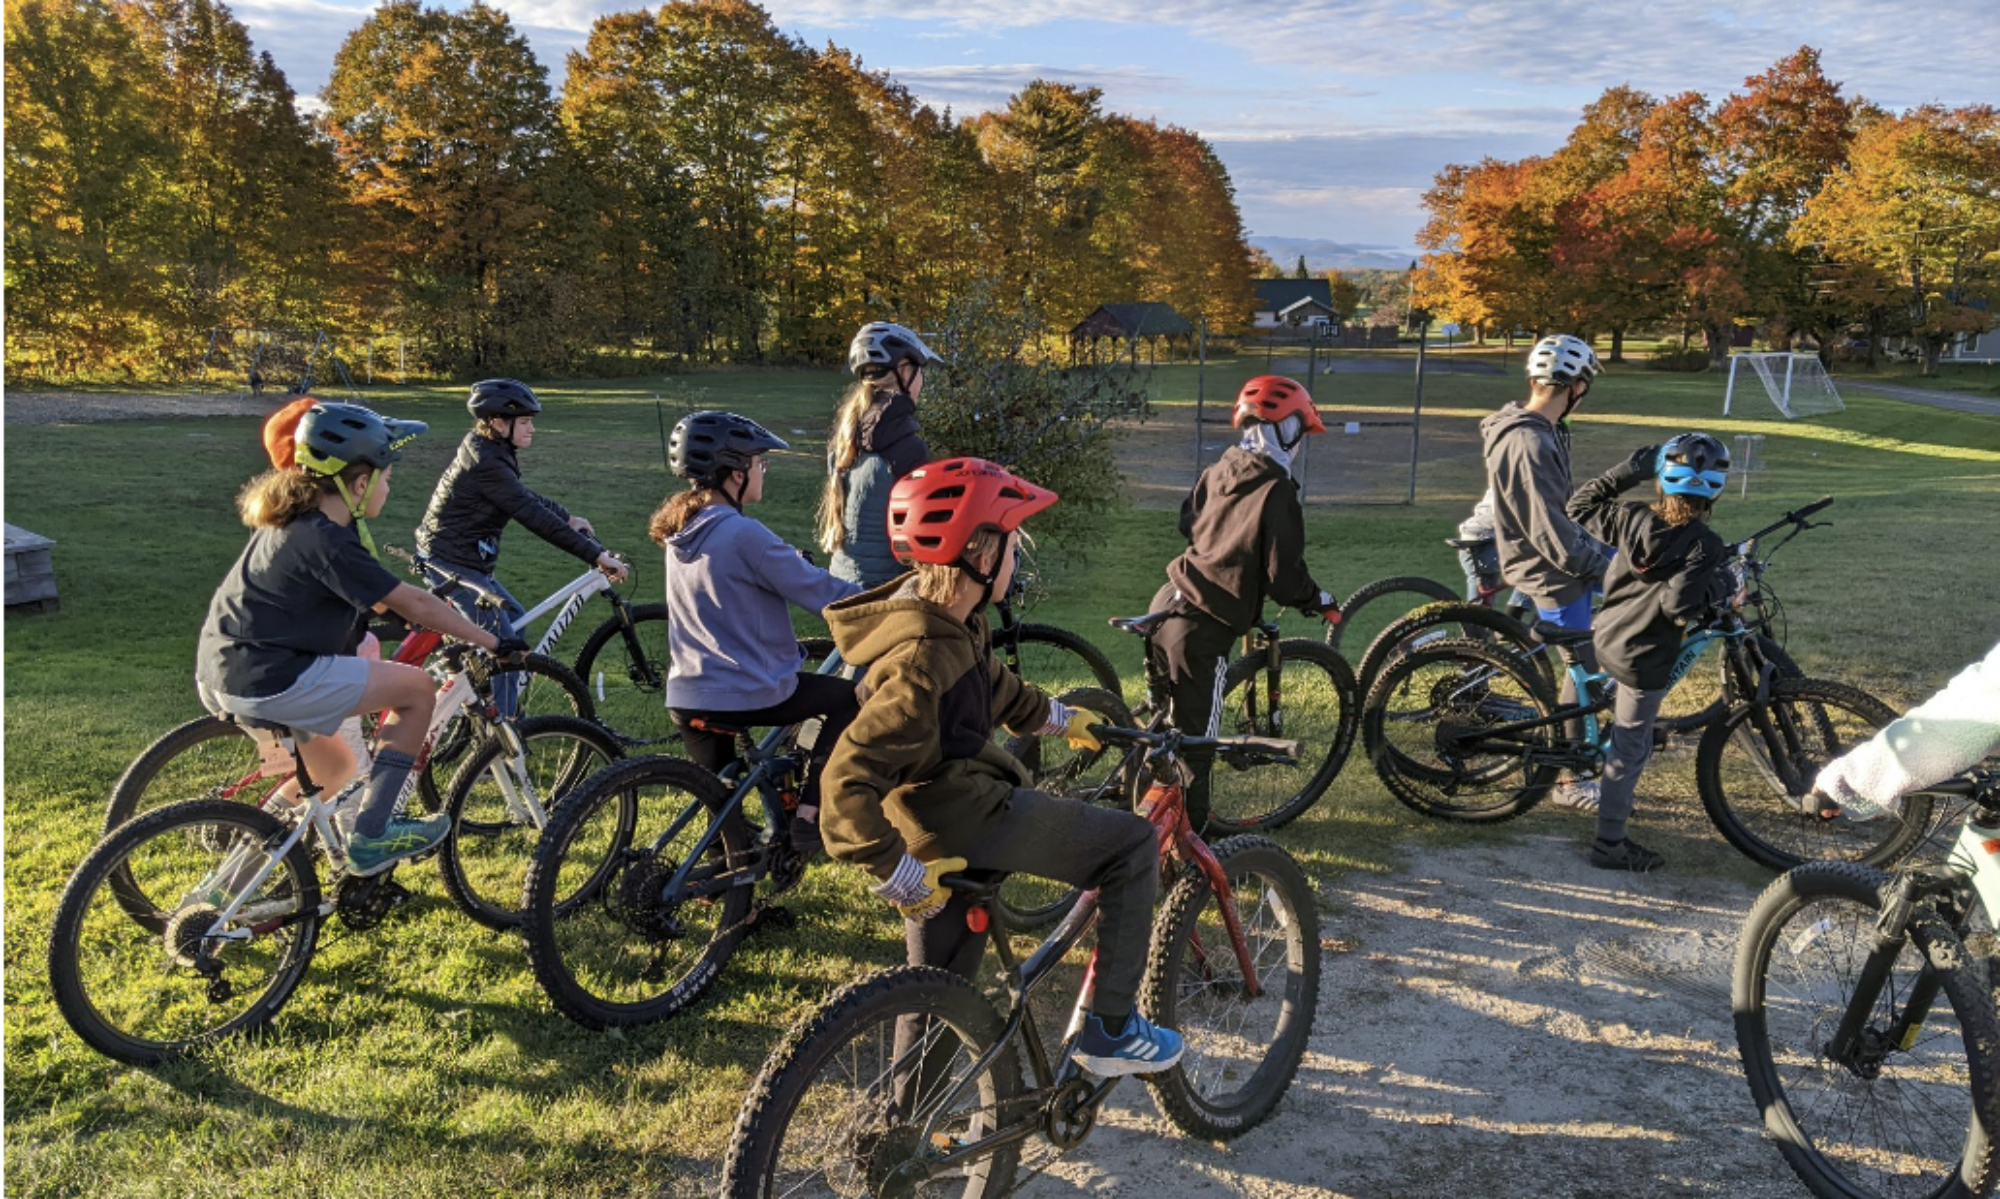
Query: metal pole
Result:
<box><xmin>1194</xmin><ymin>317</ymin><xmax>1207</xmax><ymax>482</ymax></box>
<box><xmin>1407</xmin><ymin>318</ymin><xmax>1429</xmax><ymax>505</ymax></box>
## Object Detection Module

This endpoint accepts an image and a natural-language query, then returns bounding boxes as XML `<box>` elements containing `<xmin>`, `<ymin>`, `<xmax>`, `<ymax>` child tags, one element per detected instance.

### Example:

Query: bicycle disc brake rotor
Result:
<box><xmin>605</xmin><ymin>850</ymin><xmax>686</xmax><ymax>940</ymax></box>
<box><xmin>832</xmin><ymin>1104</ymin><xmax>928</xmax><ymax>1199</ymax></box>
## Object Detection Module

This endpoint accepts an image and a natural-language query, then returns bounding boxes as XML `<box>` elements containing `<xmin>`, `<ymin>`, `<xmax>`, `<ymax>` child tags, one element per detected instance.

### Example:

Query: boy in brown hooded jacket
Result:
<box><xmin>819</xmin><ymin>457</ymin><xmax>1184</xmax><ymax>1076</ymax></box>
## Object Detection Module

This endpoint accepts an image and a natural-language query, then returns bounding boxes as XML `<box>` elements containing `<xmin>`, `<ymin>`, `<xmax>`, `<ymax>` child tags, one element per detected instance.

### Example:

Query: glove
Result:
<box><xmin>1304</xmin><ymin>589</ymin><xmax>1341</xmax><ymax>624</ymax></box>
<box><xmin>1626</xmin><ymin>444</ymin><xmax>1660</xmax><ymax>479</ymax></box>
<box><xmin>873</xmin><ymin>854</ymin><xmax>969</xmax><ymax>922</ymax></box>
<box><xmin>1063</xmin><ymin>708</ymin><xmax>1102</xmax><ymax>753</ymax></box>
<box><xmin>493</xmin><ymin>633</ymin><xmax>530</xmax><ymax>664</ymax></box>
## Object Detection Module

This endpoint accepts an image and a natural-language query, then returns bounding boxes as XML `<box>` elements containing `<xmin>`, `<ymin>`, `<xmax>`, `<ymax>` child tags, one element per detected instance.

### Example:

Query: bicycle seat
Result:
<box><xmin>938</xmin><ymin>869</ymin><xmax>1010</xmax><ymax>902</ymax></box>
<box><xmin>686</xmin><ymin>717</ymin><xmax>751</xmax><ymax>739</ymax></box>
<box><xmin>1443</xmin><ymin>536</ymin><xmax>1494</xmax><ymax>551</ymax></box>
<box><xmin>220</xmin><ymin>713</ymin><xmax>301</xmax><ymax>738</ymax></box>
<box><xmin>1529</xmin><ymin>621</ymin><xmax>1594</xmax><ymax>648</ymax></box>
<box><xmin>1110</xmin><ymin>611</ymin><xmax>1175</xmax><ymax>638</ymax></box>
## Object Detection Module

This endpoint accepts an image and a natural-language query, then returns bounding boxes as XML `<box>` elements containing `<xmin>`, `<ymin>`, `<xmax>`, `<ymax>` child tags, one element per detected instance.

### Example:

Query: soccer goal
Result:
<box><xmin>1723</xmin><ymin>352</ymin><xmax>1845</xmax><ymax>419</ymax></box>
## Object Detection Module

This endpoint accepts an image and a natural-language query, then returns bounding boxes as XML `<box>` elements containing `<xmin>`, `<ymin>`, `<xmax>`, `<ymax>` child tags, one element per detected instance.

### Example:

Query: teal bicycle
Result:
<box><xmin>1360</xmin><ymin>571</ymin><xmax>1912</xmax><ymax>870</ymax></box>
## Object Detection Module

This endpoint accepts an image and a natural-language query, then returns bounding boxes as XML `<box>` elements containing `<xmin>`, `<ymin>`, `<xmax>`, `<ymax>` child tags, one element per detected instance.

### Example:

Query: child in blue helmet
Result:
<box><xmin>1563</xmin><ymin>432</ymin><xmax>1738</xmax><ymax>871</ymax></box>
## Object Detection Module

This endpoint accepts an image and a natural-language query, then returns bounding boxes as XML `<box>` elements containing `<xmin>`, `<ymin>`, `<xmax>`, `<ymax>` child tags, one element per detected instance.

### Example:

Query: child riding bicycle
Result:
<box><xmin>415</xmin><ymin>379</ymin><xmax>628</xmax><ymax>716</ymax></box>
<box><xmin>1482</xmin><ymin>333</ymin><xmax>1614</xmax><ymax>809</ymax></box>
<box><xmin>198</xmin><ymin>401</ymin><xmax>526</xmax><ymax>876</ymax></box>
<box><xmin>1565</xmin><ymin>432</ymin><xmax>1738</xmax><ymax>871</ymax></box>
<box><xmin>652</xmin><ymin>411</ymin><xmax>863</xmax><ymax>853</ymax></box>
<box><xmin>819</xmin><ymin>457</ymin><xmax>1183</xmax><ymax>1076</ymax></box>
<box><xmin>1150</xmin><ymin>375</ymin><xmax>1339</xmax><ymax>833</ymax></box>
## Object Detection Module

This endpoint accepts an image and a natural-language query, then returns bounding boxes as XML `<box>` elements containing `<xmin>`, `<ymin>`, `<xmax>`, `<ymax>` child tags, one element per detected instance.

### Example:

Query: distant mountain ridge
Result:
<box><xmin>1250</xmin><ymin>236</ymin><xmax>1416</xmax><ymax>273</ymax></box>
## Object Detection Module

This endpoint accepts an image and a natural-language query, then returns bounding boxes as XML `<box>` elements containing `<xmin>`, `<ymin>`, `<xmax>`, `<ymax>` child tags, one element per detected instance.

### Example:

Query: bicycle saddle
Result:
<box><xmin>1443</xmin><ymin>536</ymin><xmax>1494</xmax><ymax>551</ymax></box>
<box><xmin>220</xmin><ymin>713</ymin><xmax>302</xmax><ymax>737</ymax></box>
<box><xmin>1110</xmin><ymin>610</ymin><xmax>1175</xmax><ymax>638</ymax></box>
<box><xmin>1529</xmin><ymin>620</ymin><xmax>1593</xmax><ymax>648</ymax></box>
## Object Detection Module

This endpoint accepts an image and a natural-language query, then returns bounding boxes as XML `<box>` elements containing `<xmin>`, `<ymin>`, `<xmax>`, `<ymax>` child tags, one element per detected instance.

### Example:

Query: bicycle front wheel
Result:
<box><xmin>723</xmin><ymin>966</ymin><xmax>1023</xmax><ymax>1199</ymax></box>
<box><xmin>1141</xmin><ymin>835</ymin><xmax>1321</xmax><ymax>1139</ymax></box>
<box><xmin>1655</xmin><ymin>633</ymin><xmax>1802</xmax><ymax>738</ymax></box>
<box><xmin>1329</xmin><ymin>574</ymin><xmax>1459</xmax><ymax>655</ymax></box>
<box><xmin>1698</xmin><ymin>678</ymin><xmax>1924</xmax><ymax>871</ymax></box>
<box><xmin>49</xmin><ymin>799</ymin><xmax>322</xmax><ymax>1065</ymax></box>
<box><xmin>1362</xmin><ymin>637</ymin><xmax>1560</xmax><ymax>821</ymax></box>
<box><xmin>1734</xmin><ymin>861</ymin><xmax>2000</xmax><ymax>1199</ymax></box>
<box><xmin>1208</xmin><ymin>639</ymin><xmax>1357</xmax><ymax>834</ymax></box>
<box><xmin>437</xmin><ymin>714</ymin><xmax>623</xmax><ymax>931</ymax></box>
<box><xmin>997</xmin><ymin>686</ymin><xmax>1134</xmax><ymax>930</ymax></box>
<box><xmin>572</xmin><ymin>603</ymin><xmax>677</xmax><ymax>749</ymax></box>
<box><xmin>1010</xmin><ymin>622</ymin><xmax>1122</xmax><ymax>698</ymax></box>
<box><xmin>520</xmin><ymin>755</ymin><xmax>754</xmax><ymax>1028</ymax></box>
<box><xmin>418</xmin><ymin>652</ymin><xmax>592</xmax><ymax>812</ymax></box>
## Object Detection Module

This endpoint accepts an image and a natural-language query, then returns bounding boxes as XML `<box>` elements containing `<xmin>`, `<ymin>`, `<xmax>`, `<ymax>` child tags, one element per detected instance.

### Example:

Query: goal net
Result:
<box><xmin>1723</xmin><ymin>352</ymin><xmax>1845</xmax><ymax>419</ymax></box>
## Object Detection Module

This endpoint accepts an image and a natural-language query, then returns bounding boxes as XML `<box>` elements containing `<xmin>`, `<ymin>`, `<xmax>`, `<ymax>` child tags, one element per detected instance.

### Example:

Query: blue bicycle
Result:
<box><xmin>1360</xmin><ymin>568</ymin><xmax>1912</xmax><ymax>870</ymax></box>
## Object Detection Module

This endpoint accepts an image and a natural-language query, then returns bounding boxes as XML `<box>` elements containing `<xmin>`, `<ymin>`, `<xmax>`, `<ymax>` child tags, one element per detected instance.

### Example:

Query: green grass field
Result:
<box><xmin>6</xmin><ymin>358</ymin><xmax>1998</xmax><ymax>1197</ymax></box>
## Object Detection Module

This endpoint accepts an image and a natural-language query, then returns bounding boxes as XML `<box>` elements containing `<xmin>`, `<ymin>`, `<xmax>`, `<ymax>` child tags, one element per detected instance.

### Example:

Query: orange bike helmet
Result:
<box><xmin>1232</xmin><ymin>375</ymin><xmax>1326</xmax><ymax>434</ymax></box>
<box><xmin>262</xmin><ymin>396</ymin><xmax>320</xmax><ymax>469</ymax></box>
<box><xmin>887</xmin><ymin>458</ymin><xmax>1058</xmax><ymax>569</ymax></box>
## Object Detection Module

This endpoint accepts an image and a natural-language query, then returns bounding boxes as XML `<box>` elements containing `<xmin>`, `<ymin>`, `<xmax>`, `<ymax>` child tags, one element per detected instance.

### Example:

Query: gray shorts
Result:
<box><xmin>197</xmin><ymin>655</ymin><xmax>372</xmax><ymax>739</ymax></box>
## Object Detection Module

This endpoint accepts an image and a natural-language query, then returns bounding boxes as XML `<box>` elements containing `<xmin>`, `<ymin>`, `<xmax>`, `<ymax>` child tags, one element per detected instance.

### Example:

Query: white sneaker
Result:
<box><xmin>1551</xmin><ymin>778</ymin><xmax>1601</xmax><ymax>811</ymax></box>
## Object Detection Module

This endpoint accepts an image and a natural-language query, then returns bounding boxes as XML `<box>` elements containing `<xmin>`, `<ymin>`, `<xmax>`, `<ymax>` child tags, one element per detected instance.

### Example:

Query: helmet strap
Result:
<box><xmin>715</xmin><ymin>472</ymin><xmax>746</xmax><ymax>513</ymax></box>
<box><xmin>953</xmin><ymin>550</ymin><xmax>1002</xmax><ymax>610</ymax></box>
<box><xmin>333</xmin><ymin>473</ymin><xmax>384</xmax><ymax>560</ymax></box>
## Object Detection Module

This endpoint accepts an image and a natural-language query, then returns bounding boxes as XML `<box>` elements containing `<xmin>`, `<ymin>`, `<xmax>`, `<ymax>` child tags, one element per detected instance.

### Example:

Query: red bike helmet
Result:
<box><xmin>1231</xmin><ymin>375</ymin><xmax>1326</xmax><ymax>434</ymax></box>
<box><xmin>888</xmin><ymin>458</ymin><xmax>1058</xmax><ymax>569</ymax></box>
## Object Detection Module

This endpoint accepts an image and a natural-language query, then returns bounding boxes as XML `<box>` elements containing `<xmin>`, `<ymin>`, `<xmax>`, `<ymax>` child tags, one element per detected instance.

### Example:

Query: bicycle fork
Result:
<box><xmin>1826</xmin><ymin>875</ymin><xmax>1949</xmax><ymax>1071</ymax></box>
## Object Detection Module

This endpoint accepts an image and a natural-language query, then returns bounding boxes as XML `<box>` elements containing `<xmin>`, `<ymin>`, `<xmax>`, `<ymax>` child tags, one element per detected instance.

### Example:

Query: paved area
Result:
<box><xmin>1835</xmin><ymin>378</ymin><xmax>2000</xmax><ymax>418</ymax></box>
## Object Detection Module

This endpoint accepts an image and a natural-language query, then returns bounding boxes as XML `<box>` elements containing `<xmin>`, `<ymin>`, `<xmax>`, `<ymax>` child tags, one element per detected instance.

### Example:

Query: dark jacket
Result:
<box><xmin>819</xmin><ymin>578</ymin><xmax>1054</xmax><ymax>881</ymax></box>
<box><xmin>1479</xmin><ymin>403</ymin><xmax>1611</xmax><ymax>607</ymax></box>
<box><xmin>828</xmin><ymin>393</ymin><xmax>928</xmax><ymax>587</ymax></box>
<box><xmin>1165</xmin><ymin>447</ymin><xmax>1323</xmax><ymax>633</ymax></box>
<box><xmin>416</xmin><ymin>431</ymin><xmax>602</xmax><ymax>574</ymax></box>
<box><xmin>1567</xmin><ymin>454</ymin><xmax>1732</xmax><ymax>689</ymax></box>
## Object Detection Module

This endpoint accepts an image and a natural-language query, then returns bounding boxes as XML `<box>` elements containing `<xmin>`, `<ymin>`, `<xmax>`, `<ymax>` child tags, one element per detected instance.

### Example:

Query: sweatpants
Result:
<box><xmin>1597</xmin><ymin>682</ymin><xmax>1667</xmax><ymax>843</ymax></box>
<box><xmin>893</xmin><ymin>786</ymin><xmax>1158</xmax><ymax>1099</ymax></box>
<box><xmin>1144</xmin><ymin>582</ymin><xmax>1238</xmax><ymax>833</ymax></box>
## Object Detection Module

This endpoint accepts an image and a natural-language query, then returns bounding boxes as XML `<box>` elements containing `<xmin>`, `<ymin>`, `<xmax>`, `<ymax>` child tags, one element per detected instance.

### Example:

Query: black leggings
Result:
<box><xmin>669</xmin><ymin>673</ymin><xmax>860</xmax><ymax>809</ymax></box>
<box><xmin>1144</xmin><ymin>582</ymin><xmax>1238</xmax><ymax>832</ymax></box>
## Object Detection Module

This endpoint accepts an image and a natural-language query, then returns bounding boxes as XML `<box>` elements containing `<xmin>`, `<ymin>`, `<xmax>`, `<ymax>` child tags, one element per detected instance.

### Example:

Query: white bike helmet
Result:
<box><xmin>1525</xmin><ymin>334</ymin><xmax>1602</xmax><ymax>388</ymax></box>
<box><xmin>848</xmin><ymin>321</ymin><xmax>944</xmax><ymax>377</ymax></box>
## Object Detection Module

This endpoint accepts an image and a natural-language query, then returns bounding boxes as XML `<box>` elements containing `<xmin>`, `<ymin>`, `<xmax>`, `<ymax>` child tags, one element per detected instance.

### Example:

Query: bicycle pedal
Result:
<box><xmin>747</xmin><ymin>904</ymin><xmax>797</xmax><ymax>937</ymax></box>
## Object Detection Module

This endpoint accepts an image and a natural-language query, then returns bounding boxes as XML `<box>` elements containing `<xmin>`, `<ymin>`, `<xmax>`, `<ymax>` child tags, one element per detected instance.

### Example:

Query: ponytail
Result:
<box><xmin>815</xmin><ymin>377</ymin><xmax>891</xmax><ymax>554</ymax></box>
<box><xmin>650</xmin><ymin>488</ymin><xmax>724</xmax><ymax>545</ymax></box>
<box><xmin>1649</xmin><ymin>492</ymin><xmax>1713</xmax><ymax>528</ymax></box>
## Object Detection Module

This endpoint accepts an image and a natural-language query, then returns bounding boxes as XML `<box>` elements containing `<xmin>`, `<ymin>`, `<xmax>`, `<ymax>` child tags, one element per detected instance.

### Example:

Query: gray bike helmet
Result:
<box><xmin>848</xmin><ymin>321</ymin><xmax>944</xmax><ymax>377</ymax></box>
<box><xmin>468</xmin><ymin>378</ymin><xmax>542</xmax><ymax>420</ymax></box>
<box><xmin>1525</xmin><ymin>334</ymin><xmax>1602</xmax><ymax>387</ymax></box>
<box><xmin>668</xmin><ymin>411</ymin><xmax>789</xmax><ymax>483</ymax></box>
<box><xmin>295</xmin><ymin>402</ymin><xmax>427</xmax><ymax>476</ymax></box>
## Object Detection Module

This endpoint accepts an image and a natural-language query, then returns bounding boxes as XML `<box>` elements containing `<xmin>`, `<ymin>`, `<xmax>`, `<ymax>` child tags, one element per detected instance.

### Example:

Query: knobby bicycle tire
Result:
<box><xmin>1698</xmin><ymin>677</ymin><xmax>1923</xmax><ymax>872</ymax></box>
<box><xmin>437</xmin><ymin>714</ymin><xmax>623</xmax><ymax>931</ymax></box>
<box><xmin>572</xmin><ymin>603</ymin><xmax>676</xmax><ymax>749</ymax></box>
<box><xmin>50</xmin><ymin>798</ymin><xmax>322</xmax><ymax>1065</ymax></box>
<box><xmin>1733</xmin><ymin>861</ymin><xmax>2000</xmax><ymax>1199</ymax></box>
<box><xmin>1207</xmin><ymin>639</ymin><xmax>1358</xmax><ymax>834</ymax></box>
<box><xmin>1328</xmin><ymin>574</ymin><xmax>1460</xmax><ymax>655</ymax></box>
<box><xmin>722</xmin><ymin>966</ymin><xmax>1023</xmax><ymax>1199</ymax></box>
<box><xmin>520</xmin><ymin>754</ymin><xmax>754</xmax><ymax>1029</ymax></box>
<box><xmin>1141</xmin><ymin>835</ymin><xmax>1321</xmax><ymax>1139</ymax></box>
<box><xmin>418</xmin><ymin>652</ymin><xmax>594</xmax><ymax>812</ymax></box>
<box><xmin>1355</xmin><ymin>600</ymin><xmax>1554</xmax><ymax>701</ymax></box>
<box><xmin>1007</xmin><ymin>622</ymin><xmax>1122</xmax><ymax>697</ymax></box>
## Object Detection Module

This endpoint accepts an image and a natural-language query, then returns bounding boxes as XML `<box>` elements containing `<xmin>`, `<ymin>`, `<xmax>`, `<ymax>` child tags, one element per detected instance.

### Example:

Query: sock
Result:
<box><xmin>352</xmin><ymin>749</ymin><xmax>418</xmax><ymax>839</ymax></box>
<box><xmin>1092</xmin><ymin>1010</ymin><xmax>1129</xmax><ymax>1037</ymax></box>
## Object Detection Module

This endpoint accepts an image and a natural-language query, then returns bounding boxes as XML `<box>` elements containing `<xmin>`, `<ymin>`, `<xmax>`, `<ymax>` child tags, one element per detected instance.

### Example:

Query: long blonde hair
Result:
<box><xmin>816</xmin><ymin>376</ymin><xmax>897</xmax><ymax>554</ymax></box>
<box><xmin>236</xmin><ymin>465</ymin><xmax>368</xmax><ymax>529</ymax></box>
<box><xmin>910</xmin><ymin>527</ymin><xmax>1004</xmax><ymax>606</ymax></box>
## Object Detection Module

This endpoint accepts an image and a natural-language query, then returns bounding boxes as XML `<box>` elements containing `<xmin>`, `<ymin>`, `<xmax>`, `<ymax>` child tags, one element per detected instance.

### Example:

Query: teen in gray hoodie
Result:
<box><xmin>652</xmin><ymin>412</ymin><xmax>862</xmax><ymax>850</ymax></box>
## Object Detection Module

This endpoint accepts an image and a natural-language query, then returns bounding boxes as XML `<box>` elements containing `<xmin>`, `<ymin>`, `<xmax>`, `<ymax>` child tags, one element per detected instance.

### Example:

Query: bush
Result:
<box><xmin>1643</xmin><ymin>348</ymin><xmax>1712</xmax><ymax>372</ymax></box>
<box><xmin>921</xmin><ymin>282</ymin><xmax>1150</xmax><ymax>555</ymax></box>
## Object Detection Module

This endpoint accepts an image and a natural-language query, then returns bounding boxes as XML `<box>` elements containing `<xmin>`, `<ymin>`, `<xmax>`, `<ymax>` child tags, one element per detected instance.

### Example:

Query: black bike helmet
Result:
<box><xmin>467</xmin><ymin>378</ymin><xmax>541</xmax><ymax>420</ymax></box>
<box><xmin>668</xmin><ymin>411</ymin><xmax>789</xmax><ymax>483</ymax></box>
<box><xmin>295</xmin><ymin>403</ymin><xmax>427</xmax><ymax>476</ymax></box>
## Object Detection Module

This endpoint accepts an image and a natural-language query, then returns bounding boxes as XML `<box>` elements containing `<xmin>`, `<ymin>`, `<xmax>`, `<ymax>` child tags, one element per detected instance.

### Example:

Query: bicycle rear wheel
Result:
<box><xmin>1207</xmin><ymin>639</ymin><xmax>1357</xmax><ymax>834</ymax></box>
<box><xmin>997</xmin><ymin>686</ymin><xmax>1134</xmax><ymax>930</ymax></box>
<box><xmin>1010</xmin><ymin>622</ymin><xmax>1121</xmax><ymax>699</ymax></box>
<box><xmin>49</xmin><ymin>799</ymin><xmax>321</xmax><ymax>1065</ymax></box>
<box><xmin>722</xmin><ymin>966</ymin><xmax>1023</xmax><ymax>1199</ymax></box>
<box><xmin>1362</xmin><ymin>637</ymin><xmax>1560</xmax><ymax>822</ymax></box>
<box><xmin>437</xmin><ymin>715</ymin><xmax>623</xmax><ymax>931</ymax></box>
<box><xmin>572</xmin><ymin>603</ymin><xmax>677</xmax><ymax>749</ymax></box>
<box><xmin>1328</xmin><ymin>575</ymin><xmax>1459</xmax><ymax>656</ymax></box>
<box><xmin>520</xmin><ymin>755</ymin><xmax>754</xmax><ymax>1028</ymax></box>
<box><xmin>1698</xmin><ymin>678</ymin><xmax>1924</xmax><ymax>871</ymax></box>
<box><xmin>1734</xmin><ymin>861</ymin><xmax>2000</xmax><ymax>1199</ymax></box>
<box><xmin>1141</xmin><ymin>835</ymin><xmax>1321</xmax><ymax>1139</ymax></box>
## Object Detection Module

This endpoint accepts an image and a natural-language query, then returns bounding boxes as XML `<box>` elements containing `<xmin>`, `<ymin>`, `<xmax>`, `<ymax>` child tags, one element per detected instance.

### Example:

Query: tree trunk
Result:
<box><xmin>1610</xmin><ymin>328</ymin><xmax>1625</xmax><ymax>362</ymax></box>
<box><xmin>1922</xmin><ymin>335</ymin><xmax>1945</xmax><ymax>377</ymax></box>
<box><xmin>1704</xmin><ymin>323</ymin><xmax>1731</xmax><ymax>372</ymax></box>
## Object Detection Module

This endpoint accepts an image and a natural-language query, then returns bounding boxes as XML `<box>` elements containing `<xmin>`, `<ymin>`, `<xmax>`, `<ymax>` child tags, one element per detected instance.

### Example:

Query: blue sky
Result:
<box><xmin>239</xmin><ymin>0</ymin><xmax>1996</xmax><ymax>257</ymax></box>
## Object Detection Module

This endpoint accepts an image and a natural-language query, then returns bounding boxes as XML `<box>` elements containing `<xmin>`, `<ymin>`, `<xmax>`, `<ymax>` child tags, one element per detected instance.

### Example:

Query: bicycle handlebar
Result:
<box><xmin>1743</xmin><ymin>495</ymin><xmax>1833</xmax><ymax>545</ymax></box>
<box><xmin>1089</xmin><ymin>722</ymin><xmax>1301</xmax><ymax>764</ymax></box>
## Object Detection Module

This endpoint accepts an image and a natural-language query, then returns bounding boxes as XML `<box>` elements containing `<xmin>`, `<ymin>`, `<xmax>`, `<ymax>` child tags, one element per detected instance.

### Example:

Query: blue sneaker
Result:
<box><xmin>1071</xmin><ymin>1011</ymin><xmax>1184</xmax><ymax>1077</ymax></box>
<box><xmin>346</xmin><ymin>814</ymin><xmax>450</xmax><ymax>877</ymax></box>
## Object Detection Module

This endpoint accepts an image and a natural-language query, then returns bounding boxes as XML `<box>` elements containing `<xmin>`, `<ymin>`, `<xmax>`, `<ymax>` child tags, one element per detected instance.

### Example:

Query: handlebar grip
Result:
<box><xmin>1792</xmin><ymin>495</ymin><xmax>1834</xmax><ymax>521</ymax></box>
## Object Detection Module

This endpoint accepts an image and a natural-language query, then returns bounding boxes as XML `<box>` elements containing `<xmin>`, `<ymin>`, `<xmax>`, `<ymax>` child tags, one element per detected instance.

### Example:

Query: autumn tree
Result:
<box><xmin>1322</xmin><ymin>269</ymin><xmax>1362</xmax><ymax>321</ymax></box>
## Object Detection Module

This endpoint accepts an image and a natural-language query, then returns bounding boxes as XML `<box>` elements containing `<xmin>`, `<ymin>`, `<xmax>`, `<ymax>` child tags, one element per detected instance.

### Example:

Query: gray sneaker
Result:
<box><xmin>1590</xmin><ymin>836</ymin><xmax>1664</xmax><ymax>873</ymax></box>
<box><xmin>347</xmin><ymin>814</ymin><xmax>451</xmax><ymax>877</ymax></box>
<box><xmin>1551</xmin><ymin>778</ymin><xmax>1601</xmax><ymax>810</ymax></box>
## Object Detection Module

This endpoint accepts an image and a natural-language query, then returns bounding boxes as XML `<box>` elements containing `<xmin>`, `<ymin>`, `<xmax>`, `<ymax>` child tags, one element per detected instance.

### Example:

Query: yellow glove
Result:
<box><xmin>1064</xmin><ymin>709</ymin><xmax>1102</xmax><ymax>753</ymax></box>
<box><xmin>879</xmin><ymin>855</ymin><xmax>969</xmax><ymax>922</ymax></box>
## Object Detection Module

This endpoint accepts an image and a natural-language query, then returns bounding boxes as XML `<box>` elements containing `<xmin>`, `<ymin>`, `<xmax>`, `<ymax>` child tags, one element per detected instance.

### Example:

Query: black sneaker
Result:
<box><xmin>1590</xmin><ymin>836</ymin><xmax>1664</xmax><ymax>873</ymax></box>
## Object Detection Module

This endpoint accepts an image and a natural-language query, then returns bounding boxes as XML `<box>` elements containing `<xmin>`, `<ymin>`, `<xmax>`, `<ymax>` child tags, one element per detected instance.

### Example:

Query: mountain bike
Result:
<box><xmin>1361</xmin><ymin>602</ymin><xmax>1913</xmax><ymax>870</ymax></box>
<box><xmin>1351</xmin><ymin>495</ymin><xmax>1833</xmax><ymax>740</ymax></box>
<box><xmin>102</xmin><ymin>561</ymin><xmax>596</xmax><ymax>856</ymax></box>
<box><xmin>1734</xmin><ymin>767</ymin><xmax>2000</xmax><ymax>1199</ymax></box>
<box><xmin>720</xmin><ymin>719</ymin><xmax>1321</xmax><ymax>1197</ymax></box>
<box><xmin>519</xmin><ymin>651</ymin><xmax>845</xmax><ymax>1029</ymax></box>
<box><xmin>49</xmin><ymin>647</ymin><xmax>609</xmax><ymax>1065</ymax></box>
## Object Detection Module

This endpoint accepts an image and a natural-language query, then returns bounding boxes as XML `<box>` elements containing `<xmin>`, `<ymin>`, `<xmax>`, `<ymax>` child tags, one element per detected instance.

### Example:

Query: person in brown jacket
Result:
<box><xmin>819</xmin><ymin>457</ymin><xmax>1184</xmax><ymax>1077</ymax></box>
<box><xmin>1151</xmin><ymin>375</ymin><xmax>1339</xmax><ymax>831</ymax></box>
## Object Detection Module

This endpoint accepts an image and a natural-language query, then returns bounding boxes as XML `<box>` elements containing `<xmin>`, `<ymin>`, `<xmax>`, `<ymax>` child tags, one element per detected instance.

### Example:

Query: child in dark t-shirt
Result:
<box><xmin>198</xmin><ymin>401</ymin><xmax>525</xmax><ymax>876</ymax></box>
